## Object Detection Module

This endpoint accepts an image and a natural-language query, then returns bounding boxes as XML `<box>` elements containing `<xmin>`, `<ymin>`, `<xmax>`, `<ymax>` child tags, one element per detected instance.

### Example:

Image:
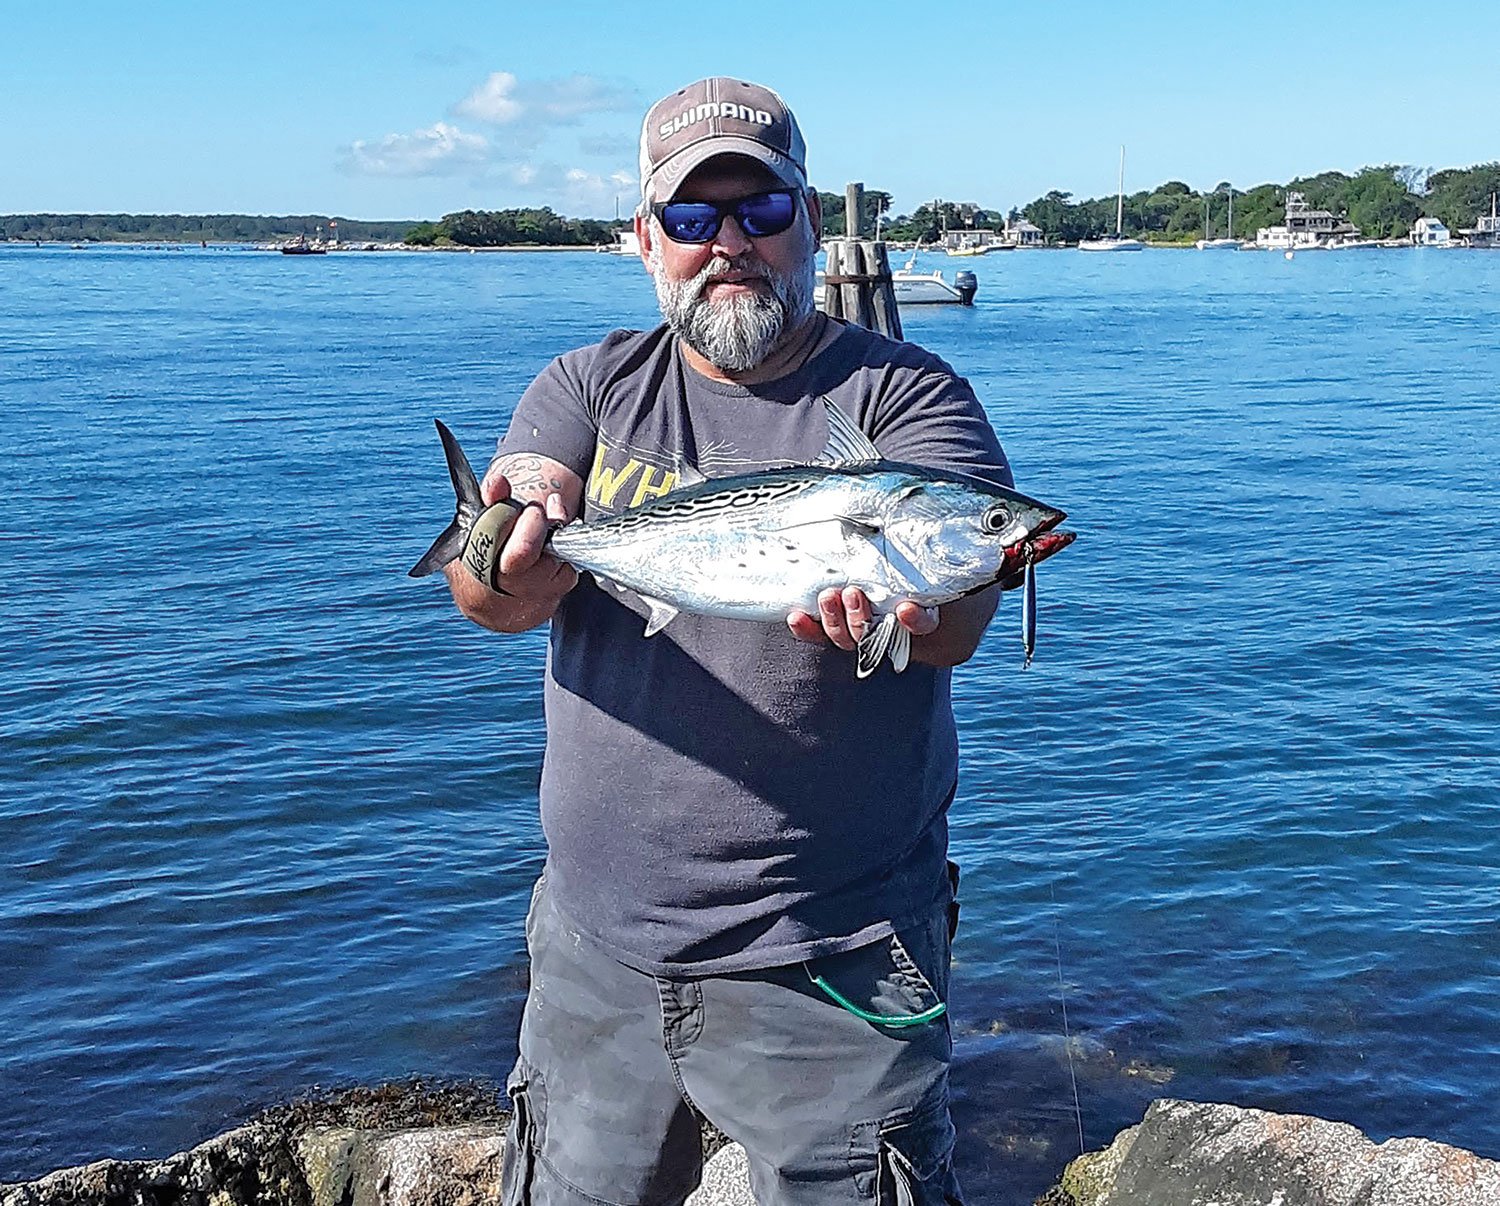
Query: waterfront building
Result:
<box><xmin>1004</xmin><ymin>216</ymin><xmax>1045</xmax><ymax>247</ymax></box>
<box><xmin>1254</xmin><ymin>191</ymin><xmax>1360</xmax><ymax>250</ymax></box>
<box><xmin>1410</xmin><ymin>217</ymin><xmax>1451</xmax><ymax>246</ymax></box>
<box><xmin>943</xmin><ymin>227</ymin><xmax>1006</xmax><ymax>253</ymax></box>
<box><xmin>1458</xmin><ymin>195</ymin><xmax>1500</xmax><ymax>248</ymax></box>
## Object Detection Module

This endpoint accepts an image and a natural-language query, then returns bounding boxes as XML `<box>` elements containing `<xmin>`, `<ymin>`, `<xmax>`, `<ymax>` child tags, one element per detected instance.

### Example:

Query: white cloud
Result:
<box><xmin>454</xmin><ymin>72</ymin><xmax>523</xmax><ymax>124</ymax></box>
<box><xmin>344</xmin><ymin>122</ymin><xmax>489</xmax><ymax>177</ymax></box>
<box><xmin>453</xmin><ymin>71</ymin><xmax>636</xmax><ymax>128</ymax></box>
<box><xmin>501</xmin><ymin>164</ymin><xmax>637</xmax><ymax>214</ymax></box>
<box><xmin>344</xmin><ymin>72</ymin><xmax>640</xmax><ymax>206</ymax></box>
<box><xmin>523</xmin><ymin>74</ymin><xmax>637</xmax><ymax>123</ymax></box>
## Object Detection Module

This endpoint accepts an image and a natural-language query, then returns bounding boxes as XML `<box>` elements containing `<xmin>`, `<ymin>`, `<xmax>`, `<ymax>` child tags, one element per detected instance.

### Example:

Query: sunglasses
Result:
<box><xmin>651</xmin><ymin>190</ymin><xmax>800</xmax><ymax>244</ymax></box>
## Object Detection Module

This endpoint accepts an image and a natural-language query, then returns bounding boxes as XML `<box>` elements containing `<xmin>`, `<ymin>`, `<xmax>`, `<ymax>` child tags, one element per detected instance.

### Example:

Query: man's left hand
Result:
<box><xmin>786</xmin><ymin>587</ymin><xmax>939</xmax><ymax>652</ymax></box>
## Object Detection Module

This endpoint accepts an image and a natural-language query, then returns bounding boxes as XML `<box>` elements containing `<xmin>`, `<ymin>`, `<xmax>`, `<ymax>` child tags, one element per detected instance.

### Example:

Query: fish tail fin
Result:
<box><xmin>436</xmin><ymin>418</ymin><xmax>484</xmax><ymax>511</ymax></box>
<box><xmin>408</xmin><ymin>520</ymin><xmax>467</xmax><ymax>578</ymax></box>
<box><xmin>408</xmin><ymin>420</ymin><xmax>484</xmax><ymax>578</ymax></box>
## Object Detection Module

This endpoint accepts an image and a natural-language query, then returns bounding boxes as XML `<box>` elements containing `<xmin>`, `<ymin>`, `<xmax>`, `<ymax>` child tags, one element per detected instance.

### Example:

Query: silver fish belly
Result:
<box><xmin>554</xmin><ymin>469</ymin><xmax>948</xmax><ymax>622</ymax></box>
<box><xmin>411</xmin><ymin>399</ymin><xmax>1075</xmax><ymax>677</ymax></box>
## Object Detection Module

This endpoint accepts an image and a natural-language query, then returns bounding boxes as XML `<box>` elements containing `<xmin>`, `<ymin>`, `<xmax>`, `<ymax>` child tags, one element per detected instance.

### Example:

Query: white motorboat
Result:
<box><xmin>1080</xmin><ymin>146</ymin><xmax>1144</xmax><ymax>251</ymax></box>
<box><xmin>893</xmin><ymin>253</ymin><xmax>976</xmax><ymax>303</ymax></box>
<box><xmin>816</xmin><ymin>253</ymin><xmax>977</xmax><ymax>308</ymax></box>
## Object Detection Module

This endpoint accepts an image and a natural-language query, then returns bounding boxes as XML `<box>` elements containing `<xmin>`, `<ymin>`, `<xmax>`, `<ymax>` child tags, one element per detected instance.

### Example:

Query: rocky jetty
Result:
<box><xmin>4</xmin><ymin>1093</ymin><xmax>1497</xmax><ymax>1206</ymax></box>
<box><xmin>1038</xmin><ymin>1098</ymin><xmax>1500</xmax><ymax>1206</ymax></box>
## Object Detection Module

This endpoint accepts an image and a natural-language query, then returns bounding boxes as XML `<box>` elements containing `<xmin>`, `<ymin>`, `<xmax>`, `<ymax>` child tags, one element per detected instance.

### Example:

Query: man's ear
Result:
<box><xmin>805</xmin><ymin>187</ymin><xmax>822</xmax><ymax>237</ymax></box>
<box><xmin>634</xmin><ymin>212</ymin><xmax>654</xmax><ymax>275</ymax></box>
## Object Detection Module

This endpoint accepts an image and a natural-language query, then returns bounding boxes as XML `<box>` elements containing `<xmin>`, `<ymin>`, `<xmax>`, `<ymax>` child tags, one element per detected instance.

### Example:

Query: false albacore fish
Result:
<box><xmin>410</xmin><ymin>399</ymin><xmax>1075</xmax><ymax>676</ymax></box>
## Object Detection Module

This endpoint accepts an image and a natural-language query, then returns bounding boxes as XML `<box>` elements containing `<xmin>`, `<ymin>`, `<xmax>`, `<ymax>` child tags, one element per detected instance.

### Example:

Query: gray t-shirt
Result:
<box><xmin>499</xmin><ymin>317</ymin><xmax>1012</xmax><ymax>975</ymax></box>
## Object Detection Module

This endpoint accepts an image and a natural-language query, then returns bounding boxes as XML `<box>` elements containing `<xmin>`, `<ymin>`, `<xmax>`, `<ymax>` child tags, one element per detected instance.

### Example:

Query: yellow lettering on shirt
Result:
<box><xmin>588</xmin><ymin>444</ymin><xmax>642</xmax><ymax>508</ymax></box>
<box><xmin>630</xmin><ymin>465</ymin><xmax>678</xmax><ymax>509</ymax></box>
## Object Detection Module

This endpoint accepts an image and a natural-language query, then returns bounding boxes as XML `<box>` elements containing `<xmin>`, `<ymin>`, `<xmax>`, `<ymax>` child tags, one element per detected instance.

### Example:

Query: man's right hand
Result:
<box><xmin>445</xmin><ymin>452</ymin><xmax>584</xmax><ymax>633</ymax></box>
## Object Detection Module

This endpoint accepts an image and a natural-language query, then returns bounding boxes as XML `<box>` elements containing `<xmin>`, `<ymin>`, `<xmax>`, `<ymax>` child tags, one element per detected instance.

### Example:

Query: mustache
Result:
<box><xmin>694</xmin><ymin>255</ymin><xmax>773</xmax><ymax>297</ymax></box>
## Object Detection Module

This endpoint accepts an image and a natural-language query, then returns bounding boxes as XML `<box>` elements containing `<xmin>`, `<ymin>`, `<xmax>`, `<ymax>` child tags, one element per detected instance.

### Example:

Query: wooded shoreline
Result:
<box><xmin>7</xmin><ymin>159</ymin><xmax>1499</xmax><ymax>248</ymax></box>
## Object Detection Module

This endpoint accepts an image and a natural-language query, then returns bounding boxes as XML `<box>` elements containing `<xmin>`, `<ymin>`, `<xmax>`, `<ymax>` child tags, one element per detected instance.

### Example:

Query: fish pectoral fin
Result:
<box><xmin>835</xmin><ymin>513</ymin><xmax>883</xmax><ymax>538</ymax></box>
<box><xmin>856</xmin><ymin>613</ymin><xmax>911</xmax><ymax>678</ymax></box>
<box><xmin>639</xmin><ymin>594</ymin><xmax>681</xmax><ymax>638</ymax></box>
<box><xmin>773</xmin><ymin>514</ymin><xmax>883</xmax><ymax>539</ymax></box>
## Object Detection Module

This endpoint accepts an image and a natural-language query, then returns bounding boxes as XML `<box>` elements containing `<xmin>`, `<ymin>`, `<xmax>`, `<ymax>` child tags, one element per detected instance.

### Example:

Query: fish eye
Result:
<box><xmin>982</xmin><ymin>505</ymin><xmax>1012</xmax><ymax>534</ymax></box>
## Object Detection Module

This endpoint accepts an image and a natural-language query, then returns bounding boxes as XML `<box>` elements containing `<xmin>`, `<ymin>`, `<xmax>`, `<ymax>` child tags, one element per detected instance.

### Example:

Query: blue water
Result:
<box><xmin>2</xmin><ymin>244</ymin><xmax>1497</xmax><ymax>1200</ymax></box>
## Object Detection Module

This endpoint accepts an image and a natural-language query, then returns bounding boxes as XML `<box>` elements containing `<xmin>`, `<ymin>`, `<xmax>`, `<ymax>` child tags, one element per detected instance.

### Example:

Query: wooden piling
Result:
<box><xmin>845</xmin><ymin>183</ymin><xmax>864</xmax><ymax>238</ymax></box>
<box><xmin>823</xmin><ymin>183</ymin><xmax>902</xmax><ymax>341</ymax></box>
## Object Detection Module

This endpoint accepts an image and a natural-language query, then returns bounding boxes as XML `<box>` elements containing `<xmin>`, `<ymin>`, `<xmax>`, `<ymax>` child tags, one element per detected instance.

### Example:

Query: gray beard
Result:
<box><xmin>650</xmin><ymin>232</ymin><xmax>816</xmax><ymax>372</ymax></box>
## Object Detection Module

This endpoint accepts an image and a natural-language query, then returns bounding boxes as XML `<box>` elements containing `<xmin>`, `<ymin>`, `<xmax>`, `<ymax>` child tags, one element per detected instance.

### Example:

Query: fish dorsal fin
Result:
<box><xmin>673</xmin><ymin>458</ymin><xmax>707</xmax><ymax>490</ymax></box>
<box><xmin>818</xmin><ymin>397</ymin><xmax>880</xmax><ymax>467</ymax></box>
<box><xmin>639</xmin><ymin>594</ymin><xmax>680</xmax><ymax>638</ymax></box>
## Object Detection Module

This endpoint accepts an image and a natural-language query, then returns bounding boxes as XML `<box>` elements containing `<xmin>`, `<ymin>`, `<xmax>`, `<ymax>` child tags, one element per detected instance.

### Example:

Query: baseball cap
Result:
<box><xmin>639</xmin><ymin>77</ymin><xmax>807</xmax><ymax>205</ymax></box>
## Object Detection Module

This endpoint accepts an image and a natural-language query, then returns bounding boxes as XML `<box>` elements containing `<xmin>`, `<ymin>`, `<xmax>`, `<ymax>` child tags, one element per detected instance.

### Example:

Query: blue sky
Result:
<box><xmin>5</xmin><ymin>0</ymin><xmax>1497</xmax><ymax>220</ymax></box>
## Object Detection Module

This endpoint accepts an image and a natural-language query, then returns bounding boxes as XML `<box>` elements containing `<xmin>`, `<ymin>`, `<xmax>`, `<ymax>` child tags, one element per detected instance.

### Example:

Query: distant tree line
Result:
<box><xmin>1</xmin><ymin>214</ymin><xmax>419</xmax><ymax>243</ymax></box>
<box><xmin>1010</xmin><ymin>163</ymin><xmax>1500</xmax><ymax>244</ymax></box>
<box><xmin>404</xmin><ymin>208</ymin><xmax>624</xmax><ymax>247</ymax></box>
<box><xmin>820</xmin><ymin>162</ymin><xmax>1500</xmax><ymax>245</ymax></box>
<box><xmin>11</xmin><ymin>162</ymin><xmax>1499</xmax><ymax>248</ymax></box>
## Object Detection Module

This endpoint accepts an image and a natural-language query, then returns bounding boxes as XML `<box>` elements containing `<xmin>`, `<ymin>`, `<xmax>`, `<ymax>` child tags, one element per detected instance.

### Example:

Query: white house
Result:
<box><xmin>1004</xmin><ymin>216</ymin><xmax>1045</xmax><ymax>247</ymax></box>
<box><xmin>1410</xmin><ymin>217</ymin><xmax>1451</xmax><ymax>246</ymax></box>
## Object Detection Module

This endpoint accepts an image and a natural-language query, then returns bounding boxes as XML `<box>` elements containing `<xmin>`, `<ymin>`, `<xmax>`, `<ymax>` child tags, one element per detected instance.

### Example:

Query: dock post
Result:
<box><xmin>823</xmin><ymin>182</ymin><xmax>902</xmax><ymax>341</ymax></box>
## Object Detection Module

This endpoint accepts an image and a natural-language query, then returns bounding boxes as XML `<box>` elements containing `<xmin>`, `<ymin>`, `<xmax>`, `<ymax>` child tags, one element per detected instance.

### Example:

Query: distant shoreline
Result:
<box><xmin>4</xmin><ymin>239</ymin><xmax>609</xmax><ymax>252</ymax></box>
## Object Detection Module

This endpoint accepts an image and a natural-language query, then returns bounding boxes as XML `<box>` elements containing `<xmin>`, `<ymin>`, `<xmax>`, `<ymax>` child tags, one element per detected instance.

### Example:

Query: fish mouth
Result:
<box><xmin>1022</xmin><ymin>499</ymin><xmax>1066</xmax><ymax>538</ymax></box>
<box><xmin>998</xmin><ymin>528</ymin><xmax>1076</xmax><ymax>586</ymax></box>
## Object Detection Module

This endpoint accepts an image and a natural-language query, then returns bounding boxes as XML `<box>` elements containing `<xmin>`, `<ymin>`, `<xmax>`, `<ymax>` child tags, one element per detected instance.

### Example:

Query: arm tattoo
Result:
<box><xmin>492</xmin><ymin>453</ymin><xmax>569</xmax><ymax>503</ymax></box>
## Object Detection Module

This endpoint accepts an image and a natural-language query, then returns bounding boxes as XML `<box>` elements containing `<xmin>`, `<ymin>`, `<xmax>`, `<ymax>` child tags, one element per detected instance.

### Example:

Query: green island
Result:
<box><xmin>0</xmin><ymin>213</ymin><xmax>419</xmax><ymax>244</ymax></box>
<box><xmin>5</xmin><ymin>162</ymin><xmax>1498</xmax><ymax>247</ymax></box>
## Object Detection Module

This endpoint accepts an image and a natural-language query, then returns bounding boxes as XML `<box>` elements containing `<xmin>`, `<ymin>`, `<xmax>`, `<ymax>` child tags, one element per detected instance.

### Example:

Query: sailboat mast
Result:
<box><xmin>1116</xmin><ymin>146</ymin><xmax>1125</xmax><ymax>235</ymax></box>
<box><xmin>1228</xmin><ymin>187</ymin><xmax>1234</xmax><ymax>238</ymax></box>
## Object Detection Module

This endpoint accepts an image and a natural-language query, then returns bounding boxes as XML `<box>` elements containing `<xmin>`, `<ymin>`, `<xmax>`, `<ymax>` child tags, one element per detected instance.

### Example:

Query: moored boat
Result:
<box><xmin>815</xmin><ymin>253</ymin><xmax>977</xmax><ymax>308</ymax></box>
<box><xmin>1195</xmin><ymin>187</ymin><xmax>1241</xmax><ymax>250</ymax></box>
<box><xmin>1080</xmin><ymin>146</ymin><xmax>1144</xmax><ymax>252</ymax></box>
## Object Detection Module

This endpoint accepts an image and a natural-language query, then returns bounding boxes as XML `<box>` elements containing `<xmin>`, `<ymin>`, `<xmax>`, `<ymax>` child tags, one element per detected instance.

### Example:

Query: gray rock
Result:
<box><xmin>298</xmin><ymin>1125</ymin><xmax>505</xmax><ymax>1206</ymax></box>
<box><xmin>686</xmin><ymin>1142</ymin><xmax>756</xmax><ymax>1206</ymax></box>
<box><xmin>1045</xmin><ymin>1098</ymin><xmax>1500</xmax><ymax>1206</ymax></box>
<box><xmin>0</xmin><ymin>1124</ymin><xmax>306</xmax><ymax>1206</ymax></box>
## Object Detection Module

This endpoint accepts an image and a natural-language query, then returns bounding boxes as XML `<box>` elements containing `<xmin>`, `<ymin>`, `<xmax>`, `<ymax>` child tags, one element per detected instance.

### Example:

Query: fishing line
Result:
<box><xmin>1051</xmin><ymin>884</ymin><xmax>1086</xmax><ymax>1156</ymax></box>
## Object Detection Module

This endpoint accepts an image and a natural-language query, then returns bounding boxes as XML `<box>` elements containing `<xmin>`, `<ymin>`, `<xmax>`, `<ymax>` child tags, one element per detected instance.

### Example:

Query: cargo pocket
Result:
<box><xmin>850</xmin><ymin>1100</ymin><xmax>961</xmax><ymax>1204</ymax></box>
<box><xmin>501</xmin><ymin>1065</ymin><xmax>543</xmax><ymax>1205</ymax></box>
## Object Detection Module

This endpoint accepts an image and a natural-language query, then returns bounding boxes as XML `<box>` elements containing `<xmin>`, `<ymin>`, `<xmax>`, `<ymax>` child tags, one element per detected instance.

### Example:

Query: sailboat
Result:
<box><xmin>1196</xmin><ymin>187</ymin><xmax>1241</xmax><ymax>250</ymax></box>
<box><xmin>1079</xmin><ymin>146</ymin><xmax>1144</xmax><ymax>251</ymax></box>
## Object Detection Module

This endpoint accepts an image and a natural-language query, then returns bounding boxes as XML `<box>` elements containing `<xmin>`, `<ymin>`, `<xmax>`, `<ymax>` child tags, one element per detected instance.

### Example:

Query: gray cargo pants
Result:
<box><xmin>501</xmin><ymin>871</ymin><xmax>963</xmax><ymax>1206</ymax></box>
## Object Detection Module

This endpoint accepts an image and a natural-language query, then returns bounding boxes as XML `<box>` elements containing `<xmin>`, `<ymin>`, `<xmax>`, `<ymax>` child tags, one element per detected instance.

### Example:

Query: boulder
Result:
<box><xmin>298</xmin><ymin>1125</ymin><xmax>505</xmax><ymax>1206</ymax></box>
<box><xmin>1042</xmin><ymin>1098</ymin><xmax>1500</xmax><ymax>1206</ymax></box>
<box><xmin>686</xmin><ymin>1143</ymin><xmax>755</xmax><ymax>1206</ymax></box>
<box><xmin>0</xmin><ymin>1124</ymin><xmax>306</xmax><ymax>1206</ymax></box>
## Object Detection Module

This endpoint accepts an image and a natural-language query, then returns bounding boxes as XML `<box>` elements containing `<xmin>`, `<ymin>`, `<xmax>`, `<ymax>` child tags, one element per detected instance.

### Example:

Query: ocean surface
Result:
<box><xmin>2</xmin><ymin>242</ymin><xmax>1497</xmax><ymax>1201</ymax></box>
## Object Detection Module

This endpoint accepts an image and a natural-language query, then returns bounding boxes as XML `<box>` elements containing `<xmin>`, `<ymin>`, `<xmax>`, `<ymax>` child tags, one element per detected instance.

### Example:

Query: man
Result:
<box><xmin>445</xmin><ymin>77</ymin><xmax>1014</xmax><ymax>1205</ymax></box>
